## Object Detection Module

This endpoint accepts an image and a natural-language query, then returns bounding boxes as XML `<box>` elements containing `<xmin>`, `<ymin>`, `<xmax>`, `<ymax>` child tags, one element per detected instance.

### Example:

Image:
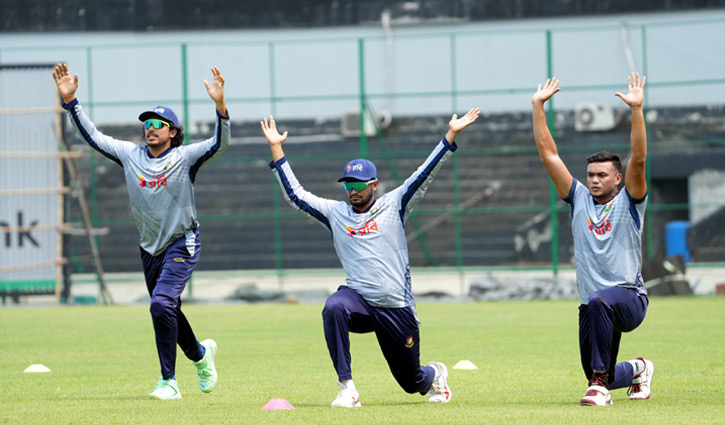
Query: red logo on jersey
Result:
<box><xmin>345</xmin><ymin>218</ymin><xmax>378</xmax><ymax>237</ymax></box>
<box><xmin>588</xmin><ymin>218</ymin><xmax>612</xmax><ymax>235</ymax></box>
<box><xmin>137</xmin><ymin>173</ymin><xmax>168</xmax><ymax>189</ymax></box>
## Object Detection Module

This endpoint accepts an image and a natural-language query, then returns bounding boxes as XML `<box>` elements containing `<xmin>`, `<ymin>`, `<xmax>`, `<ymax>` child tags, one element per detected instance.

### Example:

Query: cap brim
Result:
<box><xmin>337</xmin><ymin>176</ymin><xmax>374</xmax><ymax>182</ymax></box>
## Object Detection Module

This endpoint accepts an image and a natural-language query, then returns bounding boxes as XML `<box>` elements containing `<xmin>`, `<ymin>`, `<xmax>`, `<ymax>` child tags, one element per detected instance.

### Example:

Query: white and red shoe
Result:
<box><xmin>331</xmin><ymin>382</ymin><xmax>361</xmax><ymax>408</ymax></box>
<box><xmin>581</xmin><ymin>373</ymin><xmax>613</xmax><ymax>406</ymax></box>
<box><xmin>427</xmin><ymin>362</ymin><xmax>452</xmax><ymax>403</ymax></box>
<box><xmin>628</xmin><ymin>358</ymin><xmax>654</xmax><ymax>400</ymax></box>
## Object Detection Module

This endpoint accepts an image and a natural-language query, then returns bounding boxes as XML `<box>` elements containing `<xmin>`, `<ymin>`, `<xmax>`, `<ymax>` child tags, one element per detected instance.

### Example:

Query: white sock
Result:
<box><xmin>629</xmin><ymin>359</ymin><xmax>646</xmax><ymax>377</ymax></box>
<box><xmin>341</xmin><ymin>379</ymin><xmax>356</xmax><ymax>390</ymax></box>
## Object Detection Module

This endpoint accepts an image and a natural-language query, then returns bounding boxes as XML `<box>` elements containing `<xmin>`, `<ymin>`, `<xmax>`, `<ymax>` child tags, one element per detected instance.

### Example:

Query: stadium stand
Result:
<box><xmin>64</xmin><ymin>105</ymin><xmax>725</xmax><ymax>272</ymax></box>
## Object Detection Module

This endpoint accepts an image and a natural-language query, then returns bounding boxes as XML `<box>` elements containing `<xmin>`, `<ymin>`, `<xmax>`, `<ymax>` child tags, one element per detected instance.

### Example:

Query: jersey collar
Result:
<box><xmin>146</xmin><ymin>145</ymin><xmax>174</xmax><ymax>159</ymax></box>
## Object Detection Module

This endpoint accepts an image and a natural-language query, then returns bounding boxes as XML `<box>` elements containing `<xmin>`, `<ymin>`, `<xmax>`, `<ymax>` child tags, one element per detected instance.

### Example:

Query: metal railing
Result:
<box><xmin>2</xmin><ymin>16</ymin><xmax>723</xmax><ymax>281</ymax></box>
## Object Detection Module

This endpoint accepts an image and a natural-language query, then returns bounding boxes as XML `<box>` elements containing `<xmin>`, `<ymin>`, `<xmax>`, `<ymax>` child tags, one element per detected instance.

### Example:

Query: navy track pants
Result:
<box><xmin>322</xmin><ymin>286</ymin><xmax>435</xmax><ymax>394</ymax></box>
<box><xmin>141</xmin><ymin>230</ymin><xmax>203</xmax><ymax>380</ymax></box>
<box><xmin>579</xmin><ymin>285</ymin><xmax>648</xmax><ymax>389</ymax></box>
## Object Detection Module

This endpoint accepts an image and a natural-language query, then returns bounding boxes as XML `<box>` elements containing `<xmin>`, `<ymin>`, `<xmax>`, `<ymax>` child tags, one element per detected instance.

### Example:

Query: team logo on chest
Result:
<box><xmin>137</xmin><ymin>173</ymin><xmax>168</xmax><ymax>189</ymax></box>
<box><xmin>587</xmin><ymin>217</ymin><xmax>613</xmax><ymax>236</ymax></box>
<box><xmin>345</xmin><ymin>218</ymin><xmax>378</xmax><ymax>237</ymax></box>
<box><xmin>586</xmin><ymin>199</ymin><xmax>616</xmax><ymax>239</ymax></box>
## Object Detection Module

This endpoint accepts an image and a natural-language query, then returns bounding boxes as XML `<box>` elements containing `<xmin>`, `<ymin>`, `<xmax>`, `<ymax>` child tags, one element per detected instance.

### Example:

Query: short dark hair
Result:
<box><xmin>586</xmin><ymin>151</ymin><xmax>621</xmax><ymax>172</ymax></box>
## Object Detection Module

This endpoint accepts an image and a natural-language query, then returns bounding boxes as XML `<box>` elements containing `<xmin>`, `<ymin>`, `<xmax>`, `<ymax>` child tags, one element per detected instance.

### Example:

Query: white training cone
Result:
<box><xmin>24</xmin><ymin>364</ymin><xmax>51</xmax><ymax>373</ymax></box>
<box><xmin>453</xmin><ymin>360</ymin><xmax>478</xmax><ymax>370</ymax></box>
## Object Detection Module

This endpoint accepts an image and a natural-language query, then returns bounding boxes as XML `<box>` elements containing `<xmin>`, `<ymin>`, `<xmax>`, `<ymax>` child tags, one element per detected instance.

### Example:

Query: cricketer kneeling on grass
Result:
<box><xmin>531</xmin><ymin>73</ymin><xmax>654</xmax><ymax>406</ymax></box>
<box><xmin>261</xmin><ymin>108</ymin><xmax>479</xmax><ymax>407</ymax></box>
<box><xmin>52</xmin><ymin>63</ymin><xmax>229</xmax><ymax>400</ymax></box>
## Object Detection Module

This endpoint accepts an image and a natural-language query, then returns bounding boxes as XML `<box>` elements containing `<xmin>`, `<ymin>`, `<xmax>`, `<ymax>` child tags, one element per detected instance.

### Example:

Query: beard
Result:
<box><xmin>348</xmin><ymin>190</ymin><xmax>373</xmax><ymax>209</ymax></box>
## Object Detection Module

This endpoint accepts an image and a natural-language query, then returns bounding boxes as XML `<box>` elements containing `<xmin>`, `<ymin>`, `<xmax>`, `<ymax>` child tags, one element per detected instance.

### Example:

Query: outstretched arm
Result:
<box><xmin>261</xmin><ymin>115</ymin><xmax>288</xmax><ymax>161</ymax></box>
<box><xmin>264</xmin><ymin>116</ymin><xmax>335</xmax><ymax>229</ymax></box>
<box><xmin>204</xmin><ymin>66</ymin><xmax>227</xmax><ymax>116</ymax></box>
<box><xmin>532</xmin><ymin>77</ymin><xmax>573</xmax><ymax>198</ymax></box>
<box><xmin>394</xmin><ymin>108</ymin><xmax>479</xmax><ymax>219</ymax></box>
<box><xmin>616</xmin><ymin>73</ymin><xmax>647</xmax><ymax>199</ymax></box>
<box><xmin>52</xmin><ymin>63</ymin><xmax>79</xmax><ymax>104</ymax></box>
<box><xmin>445</xmin><ymin>108</ymin><xmax>480</xmax><ymax>142</ymax></box>
<box><xmin>52</xmin><ymin>63</ymin><xmax>135</xmax><ymax>165</ymax></box>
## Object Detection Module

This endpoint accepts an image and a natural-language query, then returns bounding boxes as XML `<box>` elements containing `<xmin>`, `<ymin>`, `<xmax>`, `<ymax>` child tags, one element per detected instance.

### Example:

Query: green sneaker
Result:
<box><xmin>149</xmin><ymin>378</ymin><xmax>181</xmax><ymax>400</ymax></box>
<box><xmin>194</xmin><ymin>339</ymin><xmax>217</xmax><ymax>393</ymax></box>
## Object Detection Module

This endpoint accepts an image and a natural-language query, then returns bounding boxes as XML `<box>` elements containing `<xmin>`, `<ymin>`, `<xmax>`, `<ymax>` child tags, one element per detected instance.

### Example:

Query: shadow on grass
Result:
<box><xmin>292</xmin><ymin>400</ymin><xmax>426</xmax><ymax>408</ymax></box>
<box><xmin>45</xmin><ymin>396</ymin><xmax>153</xmax><ymax>401</ymax></box>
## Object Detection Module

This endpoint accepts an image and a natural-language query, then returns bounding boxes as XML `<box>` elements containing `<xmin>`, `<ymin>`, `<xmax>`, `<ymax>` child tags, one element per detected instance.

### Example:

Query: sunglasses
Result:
<box><xmin>144</xmin><ymin>119</ymin><xmax>170</xmax><ymax>130</ymax></box>
<box><xmin>342</xmin><ymin>179</ymin><xmax>377</xmax><ymax>192</ymax></box>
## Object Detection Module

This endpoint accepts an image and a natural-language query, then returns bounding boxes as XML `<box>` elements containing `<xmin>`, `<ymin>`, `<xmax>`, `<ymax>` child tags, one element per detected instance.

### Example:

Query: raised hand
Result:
<box><xmin>260</xmin><ymin>115</ymin><xmax>288</xmax><ymax>146</ymax></box>
<box><xmin>448</xmin><ymin>108</ymin><xmax>480</xmax><ymax>134</ymax></box>
<box><xmin>532</xmin><ymin>77</ymin><xmax>562</xmax><ymax>105</ymax></box>
<box><xmin>444</xmin><ymin>107</ymin><xmax>480</xmax><ymax>143</ymax></box>
<box><xmin>52</xmin><ymin>63</ymin><xmax>79</xmax><ymax>103</ymax></box>
<box><xmin>204</xmin><ymin>66</ymin><xmax>225</xmax><ymax>103</ymax></box>
<box><xmin>615</xmin><ymin>72</ymin><xmax>645</xmax><ymax>109</ymax></box>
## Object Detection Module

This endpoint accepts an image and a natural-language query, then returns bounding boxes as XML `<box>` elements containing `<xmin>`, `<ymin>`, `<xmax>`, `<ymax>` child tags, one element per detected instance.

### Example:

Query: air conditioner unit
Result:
<box><xmin>574</xmin><ymin>102</ymin><xmax>616</xmax><ymax>132</ymax></box>
<box><xmin>341</xmin><ymin>110</ymin><xmax>377</xmax><ymax>138</ymax></box>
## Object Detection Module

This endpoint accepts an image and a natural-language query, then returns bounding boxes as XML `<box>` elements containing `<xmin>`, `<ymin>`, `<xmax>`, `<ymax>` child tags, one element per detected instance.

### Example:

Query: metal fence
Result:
<box><xmin>1</xmin><ymin>16</ymin><xmax>724</xmax><ymax>281</ymax></box>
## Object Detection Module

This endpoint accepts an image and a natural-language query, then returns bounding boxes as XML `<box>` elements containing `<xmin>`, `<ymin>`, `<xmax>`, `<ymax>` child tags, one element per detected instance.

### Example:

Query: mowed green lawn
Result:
<box><xmin>1</xmin><ymin>296</ymin><xmax>723</xmax><ymax>424</ymax></box>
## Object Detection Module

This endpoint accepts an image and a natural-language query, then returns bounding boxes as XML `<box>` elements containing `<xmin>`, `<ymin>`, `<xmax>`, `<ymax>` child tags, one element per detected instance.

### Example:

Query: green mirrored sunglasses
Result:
<box><xmin>144</xmin><ymin>119</ymin><xmax>170</xmax><ymax>130</ymax></box>
<box><xmin>342</xmin><ymin>179</ymin><xmax>377</xmax><ymax>192</ymax></box>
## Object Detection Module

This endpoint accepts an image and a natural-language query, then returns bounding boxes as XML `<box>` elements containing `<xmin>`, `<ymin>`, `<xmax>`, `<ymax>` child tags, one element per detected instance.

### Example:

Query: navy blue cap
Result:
<box><xmin>337</xmin><ymin>158</ymin><xmax>377</xmax><ymax>182</ymax></box>
<box><xmin>139</xmin><ymin>106</ymin><xmax>179</xmax><ymax>127</ymax></box>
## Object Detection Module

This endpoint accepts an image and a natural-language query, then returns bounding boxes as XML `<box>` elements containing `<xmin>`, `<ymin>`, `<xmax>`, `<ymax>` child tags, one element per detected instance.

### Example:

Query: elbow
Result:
<box><xmin>628</xmin><ymin>156</ymin><xmax>646</xmax><ymax>168</ymax></box>
<box><xmin>538</xmin><ymin>152</ymin><xmax>558</xmax><ymax>166</ymax></box>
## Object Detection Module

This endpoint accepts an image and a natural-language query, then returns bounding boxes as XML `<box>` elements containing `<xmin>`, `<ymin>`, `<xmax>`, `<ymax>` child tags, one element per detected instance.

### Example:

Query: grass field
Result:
<box><xmin>1</xmin><ymin>296</ymin><xmax>723</xmax><ymax>424</ymax></box>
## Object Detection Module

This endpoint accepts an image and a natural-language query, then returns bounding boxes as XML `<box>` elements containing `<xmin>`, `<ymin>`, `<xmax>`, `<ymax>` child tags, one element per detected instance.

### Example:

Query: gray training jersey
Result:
<box><xmin>63</xmin><ymin>99</ymin><xmax>230</xmax><ymax>256</ymax></box>
<box><xmin>564</xmin><ymin>179</ymin><xmax>648</xmax><ymax>305</ymax></box>
<box><xmin>270</xmin><ymin>138</ymin><xmax>457</xmax><ymax>308</ymax></box>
